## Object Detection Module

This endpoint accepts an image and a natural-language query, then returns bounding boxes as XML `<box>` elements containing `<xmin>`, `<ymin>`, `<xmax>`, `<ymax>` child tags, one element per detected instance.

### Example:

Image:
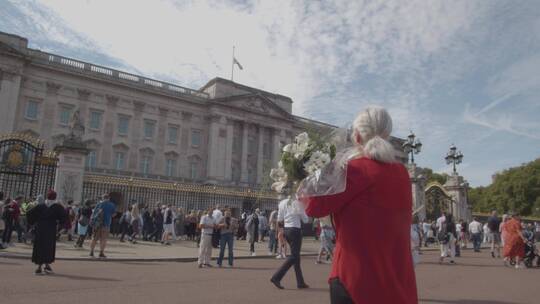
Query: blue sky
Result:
<box><xmin>2</xmin><ymin>0</ymin><xmax>539</xmax><ymax>186</ymax></box>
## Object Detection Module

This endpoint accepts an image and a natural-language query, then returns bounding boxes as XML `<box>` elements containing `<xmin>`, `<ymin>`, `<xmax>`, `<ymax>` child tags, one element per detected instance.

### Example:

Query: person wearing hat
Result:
<box><xmin>26</xmin><ymin>190</ymin><xmax>66</xmax><ymax>275</ymax></box>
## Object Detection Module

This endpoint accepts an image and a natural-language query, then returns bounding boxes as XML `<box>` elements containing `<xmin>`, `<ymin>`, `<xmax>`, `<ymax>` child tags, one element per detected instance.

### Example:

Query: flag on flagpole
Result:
<box><xmin>233</xmin><ymin>57</ymin><xmax>243</xmax><ymax>70</ymax></box>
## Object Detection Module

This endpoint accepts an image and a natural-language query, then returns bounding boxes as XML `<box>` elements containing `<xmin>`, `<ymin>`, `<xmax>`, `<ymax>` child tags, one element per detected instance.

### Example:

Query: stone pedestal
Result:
<box><xmin>408</xmin><ymin>164</ymin><xmax>427</xmax><ymax>221</ymax></box>
<box><xmin>444</xmin><ymin>173</ymin><xmax>471</xmax><ymax>222</ymax></box>
<box><xmin>54</xmin><ymin>144</ymin><xmax>88</xmax><ymax>203</ymax></box>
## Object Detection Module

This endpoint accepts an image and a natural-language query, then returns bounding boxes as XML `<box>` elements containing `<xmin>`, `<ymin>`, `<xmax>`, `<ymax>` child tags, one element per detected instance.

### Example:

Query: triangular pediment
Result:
<box><xmin>214</xmin><ymin>93</ymin><xmax>292</xmax><ymax>119</ymax></box>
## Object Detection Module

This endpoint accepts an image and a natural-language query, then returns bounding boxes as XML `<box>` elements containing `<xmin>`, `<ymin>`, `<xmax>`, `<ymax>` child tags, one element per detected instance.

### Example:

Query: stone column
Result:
<box><xmin>0</xmin><ymin>67</ymin><xmax>23</xmax><ymax>133</ymax></box>
<box><xmin>129</xmin><ymin>101</ymin><xmax>145</xmax><ymax>170</ymax></box>
<box><xmin>54</xmin><ymin>144</ymin><xmax>88</xmax><ymax>203</ymax></box>
<box><xmin>224</xmin><ymin>118</ymin><xmax>234</xmax><ymax>181</ymax></box>
<box><xmin>206</xmin><ymin>114</ymin><xmax>222</xmax><ymax>182</ymax></box>
<box><xmin>240</xmin><ymin>122</ymin><xmax>249</xmax><ymax>183</ymax></box>
<box><xmin>408</xmin><ymin>163</ymin><xmax>427</xmax><ymax>221</ymax></box>
<box><xmin>256</xmin><ymin>125</ymin><xmax>264</xmax><ymax>184</ymax></box>
<box><xmin>444</xmin><ymin>173</ymin><xmax>471</xmax><ymax>222</ymax></box>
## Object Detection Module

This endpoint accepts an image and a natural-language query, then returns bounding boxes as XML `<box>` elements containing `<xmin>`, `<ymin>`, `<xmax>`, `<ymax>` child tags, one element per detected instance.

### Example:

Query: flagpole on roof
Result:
<box><xmin>231</xmin><ymin>46</ymin><xmax>235</xmax><ymax>82</ymax></box>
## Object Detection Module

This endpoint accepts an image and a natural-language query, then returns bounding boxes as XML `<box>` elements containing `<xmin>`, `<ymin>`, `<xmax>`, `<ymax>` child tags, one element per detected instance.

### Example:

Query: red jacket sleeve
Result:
<box><xmin>303</xmin><ymin>162</ymin><xmax>368</xmax><ymax>218</ymax></box>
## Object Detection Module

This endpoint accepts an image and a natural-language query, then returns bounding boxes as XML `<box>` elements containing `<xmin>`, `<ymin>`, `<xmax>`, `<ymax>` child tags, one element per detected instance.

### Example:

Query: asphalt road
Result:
<box><xmin>0</xmin><ymin>250</ymin><xmax>538</xmax><ymax>304</ymax></box>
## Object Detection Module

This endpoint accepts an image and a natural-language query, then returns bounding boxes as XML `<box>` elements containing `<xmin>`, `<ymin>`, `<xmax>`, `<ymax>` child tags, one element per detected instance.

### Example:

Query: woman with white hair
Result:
<box><xmin>302</xmin><ymin>106</ymin><xmax>417</xmax><ymax>304</ymax></box>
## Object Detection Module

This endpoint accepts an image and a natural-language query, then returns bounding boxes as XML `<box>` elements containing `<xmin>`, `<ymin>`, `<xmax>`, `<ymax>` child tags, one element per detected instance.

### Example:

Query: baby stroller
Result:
<box><xmin>523</xmin><ymin>240</ymin><xmax>540</xmax><ymax>268</ymax></box>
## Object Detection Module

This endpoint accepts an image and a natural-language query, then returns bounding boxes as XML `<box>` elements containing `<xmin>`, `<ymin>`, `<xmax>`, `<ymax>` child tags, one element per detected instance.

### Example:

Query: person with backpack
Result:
<box><xmin>89</xmin><ymin>193</ymin><xmax>116</xmax><ymax>258</ymax></box>
<box><xmin>75</xmin><ymin>200</ymin><xmax>93</xmax><ymax>248</ymax></box>
<box><xmin>439</xmin><ymin>213</ymin><xmax>458</xmax><ymax>264</ymax></box>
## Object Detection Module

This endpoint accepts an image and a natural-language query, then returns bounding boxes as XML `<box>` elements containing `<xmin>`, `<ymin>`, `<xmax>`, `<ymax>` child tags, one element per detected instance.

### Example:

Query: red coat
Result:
<box><xmin>304</xmin><ymin>157</ymin><xmax>418</xmax><ymax>304</ymax></box>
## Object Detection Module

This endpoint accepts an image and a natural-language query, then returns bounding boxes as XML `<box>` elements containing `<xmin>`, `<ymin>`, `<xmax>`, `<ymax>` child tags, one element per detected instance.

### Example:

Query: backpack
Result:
<box><xmin>90</xmin><ymin>203</ymin><xmax>105</xmax><ymax>228</ymax></box>
<box><xmin>438</xmin><ymin>222</ymin><xmax>449</xmax><ymax>244</ymax></box>
<box><xmin>78</xmin><ymin>215</ymin><xmax>90</xmax><ymax>227</ymax></box>
<box><xmin>165</xmin><ymin>209</ymin><xmax>172</xmax><ymax>224</ymax></box>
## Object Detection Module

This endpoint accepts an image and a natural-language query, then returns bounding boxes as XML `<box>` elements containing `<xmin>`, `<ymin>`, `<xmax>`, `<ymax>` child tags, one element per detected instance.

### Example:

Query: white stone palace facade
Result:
<box><xmin>0</xmin><ymin>31</ymin><xmax>407</xmax><ymax>190</ymax></box>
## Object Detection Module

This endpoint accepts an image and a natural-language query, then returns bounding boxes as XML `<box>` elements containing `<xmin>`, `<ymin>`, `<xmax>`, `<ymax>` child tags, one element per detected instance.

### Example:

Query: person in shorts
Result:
<box><xmin>487</xmin><ymin>210</ymin><xmax>501</xmax><ymax>258</ymax></box>
<box><xmin>89</xmin><ymin>194</ymin><xmax>116</xmax><ymax>258</ymax></box>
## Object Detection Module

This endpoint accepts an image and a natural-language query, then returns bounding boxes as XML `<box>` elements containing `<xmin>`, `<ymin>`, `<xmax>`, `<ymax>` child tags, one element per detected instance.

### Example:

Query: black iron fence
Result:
<box><xmin>82</xmin><ymin>174</ymin><xmax>279</xmax><ymax>214</ymax></box>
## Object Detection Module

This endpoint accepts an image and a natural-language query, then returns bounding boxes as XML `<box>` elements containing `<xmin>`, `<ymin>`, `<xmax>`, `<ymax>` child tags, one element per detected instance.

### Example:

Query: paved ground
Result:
<box><xmin>0</xmin><ymin>237</ymin><xmax>320</xmax><ymax>260</ymax></box>
<box><xmin>0</xmin><ymin>248</ymin><xmax>538</xmax><ymax>304</ymax></box>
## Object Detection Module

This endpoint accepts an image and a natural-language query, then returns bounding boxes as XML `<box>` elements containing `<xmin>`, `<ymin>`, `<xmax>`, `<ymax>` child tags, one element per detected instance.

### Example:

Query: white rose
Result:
<box><xmin>295</xmin><ymin>132</ymin><xmax>309</xmax><ymax>145</ymax></box>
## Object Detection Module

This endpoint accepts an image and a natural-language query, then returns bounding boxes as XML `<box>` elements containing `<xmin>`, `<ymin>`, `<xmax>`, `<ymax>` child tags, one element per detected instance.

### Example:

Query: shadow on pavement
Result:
<box><xmin>225</xmin><ymin>266</ymin><xmax>275</xmax><ymax>271</ymax></box>
<box><xmin>51</xmin><ymin>273</ymin><xmax>121</xmax><ymax>282</ymax></box>
<box><xmin>420</xmin><ymin>261</ymin><xmax>503</xmax><ymax>269</ymax></box>
<box><xmin>0</xmin><ymin>259</ymin><xmax>22</xmax><ymax>265</ymax></box>
<box><xmin>421</xmin><ymin>299</ymin><xmax>521</xmax><ymax>304</ymax></box>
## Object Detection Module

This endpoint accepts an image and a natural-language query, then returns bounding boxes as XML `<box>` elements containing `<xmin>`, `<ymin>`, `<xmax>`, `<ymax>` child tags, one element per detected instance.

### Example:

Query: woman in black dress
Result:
<box><xmin>26</xmin><ymin>190</ymin><xmax>66</xmax><ymax>275</ymax></box>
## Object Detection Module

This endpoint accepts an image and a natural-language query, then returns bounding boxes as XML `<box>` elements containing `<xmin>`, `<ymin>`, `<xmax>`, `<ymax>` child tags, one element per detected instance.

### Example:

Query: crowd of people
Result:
<box><xmin>411</xmin><ymin>210</ymin><xmax>540</xmax><ymax>268</ymax></box>
<box><xmin>0</xmin><ymin>189</ymin><xmax>309</xmax><ymax>271</ymax></box>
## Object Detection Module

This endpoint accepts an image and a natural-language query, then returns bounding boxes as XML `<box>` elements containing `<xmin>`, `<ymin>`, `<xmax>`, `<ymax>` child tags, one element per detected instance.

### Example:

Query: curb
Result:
<box><xmin>0</xmin><ymin>252</ymin><xmax>318</xmax><ymax>263</ymax></box>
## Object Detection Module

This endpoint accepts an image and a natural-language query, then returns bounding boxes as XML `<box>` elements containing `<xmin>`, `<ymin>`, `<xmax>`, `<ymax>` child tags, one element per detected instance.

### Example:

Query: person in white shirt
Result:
<box><xmin>436</xmin><ymin>213</ymin><xmax>446</xmax><ymax>231</ymax></box>
<box><xmin>483</xmin><ymin>223</ymin><xmax>490</xmax><ymax>243</ymax></box>
<box><xmin>270</xmin><ymin>196</ymin><xmax>309</xmax><ymax>290</ymax></box>
<box><xmin>198</xmin><ymin>208</ymin><xmax>215</xmax><ymax>268</ymax></box>
<box><xmin>468</xmin><ymin>217</ymin><xmax>483</xmax><ymax>252</ymax></box>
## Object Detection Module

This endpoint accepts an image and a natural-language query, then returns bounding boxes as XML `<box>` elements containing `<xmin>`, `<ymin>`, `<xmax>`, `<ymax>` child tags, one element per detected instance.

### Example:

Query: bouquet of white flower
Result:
<box><xmin>269</xmin><ymin>132</ymin><xmax>336</xmax><ymax>193</ymax></box>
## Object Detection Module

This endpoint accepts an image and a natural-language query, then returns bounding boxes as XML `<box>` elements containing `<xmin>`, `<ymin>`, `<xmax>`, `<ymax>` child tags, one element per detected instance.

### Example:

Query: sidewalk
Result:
<box><xmin>0</xmin><ymin>236</ymin><xmax>320</xmax><ymax>262</ymax></box>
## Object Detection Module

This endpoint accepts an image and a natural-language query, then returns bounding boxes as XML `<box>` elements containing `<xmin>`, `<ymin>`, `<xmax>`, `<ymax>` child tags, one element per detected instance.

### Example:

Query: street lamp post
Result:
<box><xmin>445</xmin><ymin>144</ymin><xmax>464</xmax><ymax>174</ymax></box>
<box><xmin>402</xmin><ymin>131</ymin><xmax>422</xmax><ymax>164</ymax></box>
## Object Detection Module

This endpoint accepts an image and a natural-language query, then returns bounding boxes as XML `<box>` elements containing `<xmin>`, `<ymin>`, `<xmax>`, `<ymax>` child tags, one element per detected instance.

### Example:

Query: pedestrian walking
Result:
<box><xmin>119</xmin><ymin>207</ymin><xmax>132</xmax><ymax>242</ymax></box>
<box><xmin>316</xmin><ymin>215</ymin><xmax>335</xmax><ymax>264</ymax></box>
<box><xmin>302</xmin><ymin>107</ymin><xmax>417</xmax><ymax>303</ymax></box>
<box><xmin>245</xmin><ymin>211</ymin><xmax>259</xmax><ymax>256</ymax></box>
<box><xmin>268</xmin><ymin>208</ymin><xmax>278</xmax><ymax>255</ymax></box>
<box><xmin>258</xmin><ymin>210</ymin><xmax>268</xmax><ymax>242</ymax></box>
<box><xmin>488</xmin><ymin>210</ymin><xmax>502</xmax><ymax>258</ymax></box>
<box><xmin>270</xmin><ymin>194</ymin><xmax>309</xmax><ymax>290</ymax></box>
<box><xmin>89</xmin><ymin>193</ymin><xmax>116</xmax><ymax>258</ymax></box>
<box><xmin>130</xmin><ymin>204</ymin><xmax>141</xmax><ymax>244</ymax></box>
<box><xmin>26</xmin><ymin>191</ymin><xmax>66</xmax><ymax>275</ymax></box>
<box><xmin>161</xmin><ymin>204</ymin><xmax>174</xmax><ymax>245</ymax></box>
<box><xmin>75</xmin><ymin>200</ymin><xmax>93</xmax><ymax>248</ymax></box>
<box><xmin>469</xmin><ymin>217</ymin><xmax>483</xmax><ymax>252</ymax></box>
<box><xmin>503</xmin><ymin>213</ymin><xmax>527</xmax><ymax>269</ymax></box>
<box><xmin>1</xmin><ymin>197</ymin><xmax>19</xmax><ymax>247</ymax></box>
<box><xmin>439</xmin><ymin>214</ymin><xmax>457</xmax><ymax>264</ymax></box>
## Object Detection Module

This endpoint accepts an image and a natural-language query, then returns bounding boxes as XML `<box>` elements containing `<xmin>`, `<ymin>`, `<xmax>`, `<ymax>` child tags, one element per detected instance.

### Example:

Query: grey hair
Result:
<box><xmin>351</xmin><ymin>106</ymin><xmax>397</xmax><ymax>163</ymax></box>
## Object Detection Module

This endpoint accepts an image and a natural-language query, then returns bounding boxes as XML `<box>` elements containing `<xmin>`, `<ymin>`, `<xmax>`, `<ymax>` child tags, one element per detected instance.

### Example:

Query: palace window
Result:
<box><xmin>115</xmin><ymin>152</ymin><xmax>125</xmax><ymax>170</ymax></box>
<box><xmin>166</xmin><ymin>159</ymin><xmax>177</xmax><ymax>177</ymax></box>
<box><xmin>144</xmin><ymin>120</ymin><xmax>156</xmax><ymax>139</ymax></box>
<box><xmin>25</xmin><ymin>100</ymin><xmax>39</xmax><ymax>120</ymax></box>
<box><xmin>140</xmin><ymin>156</ymin><xmax>152</xmax><ymax>175</ymax></box>
<box><xmin>117</xmin><ymin>115</ymin><xmax>130</xmax><ymax>135</ymax></box>
<box><xmin>168</xmin><ymin>125</ymin><xmax>179</xmax><ymax>144</ymax></box>
<box><xmin>191</xmin><ymin>129</ymin><xmax>201</xmax><ymax>147</ymax></box>
<box><xmin>59</xmin><ymin>105</ymin><xmax>72</xmax><ymax>125</ymax></box>
<box><xmin>89</xmin><ymin>111</ymin><xmax>103</xmax><ymax>130</ymax></box>
<box><xmin>86</xmin><ymin>151</ymin><xmax>97</xmax><ymax>168</ymax></box>
<box><xmin>190</xmin><ymin>162</ymin><xmax>198</xmax><ymax>179</ymax></box>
